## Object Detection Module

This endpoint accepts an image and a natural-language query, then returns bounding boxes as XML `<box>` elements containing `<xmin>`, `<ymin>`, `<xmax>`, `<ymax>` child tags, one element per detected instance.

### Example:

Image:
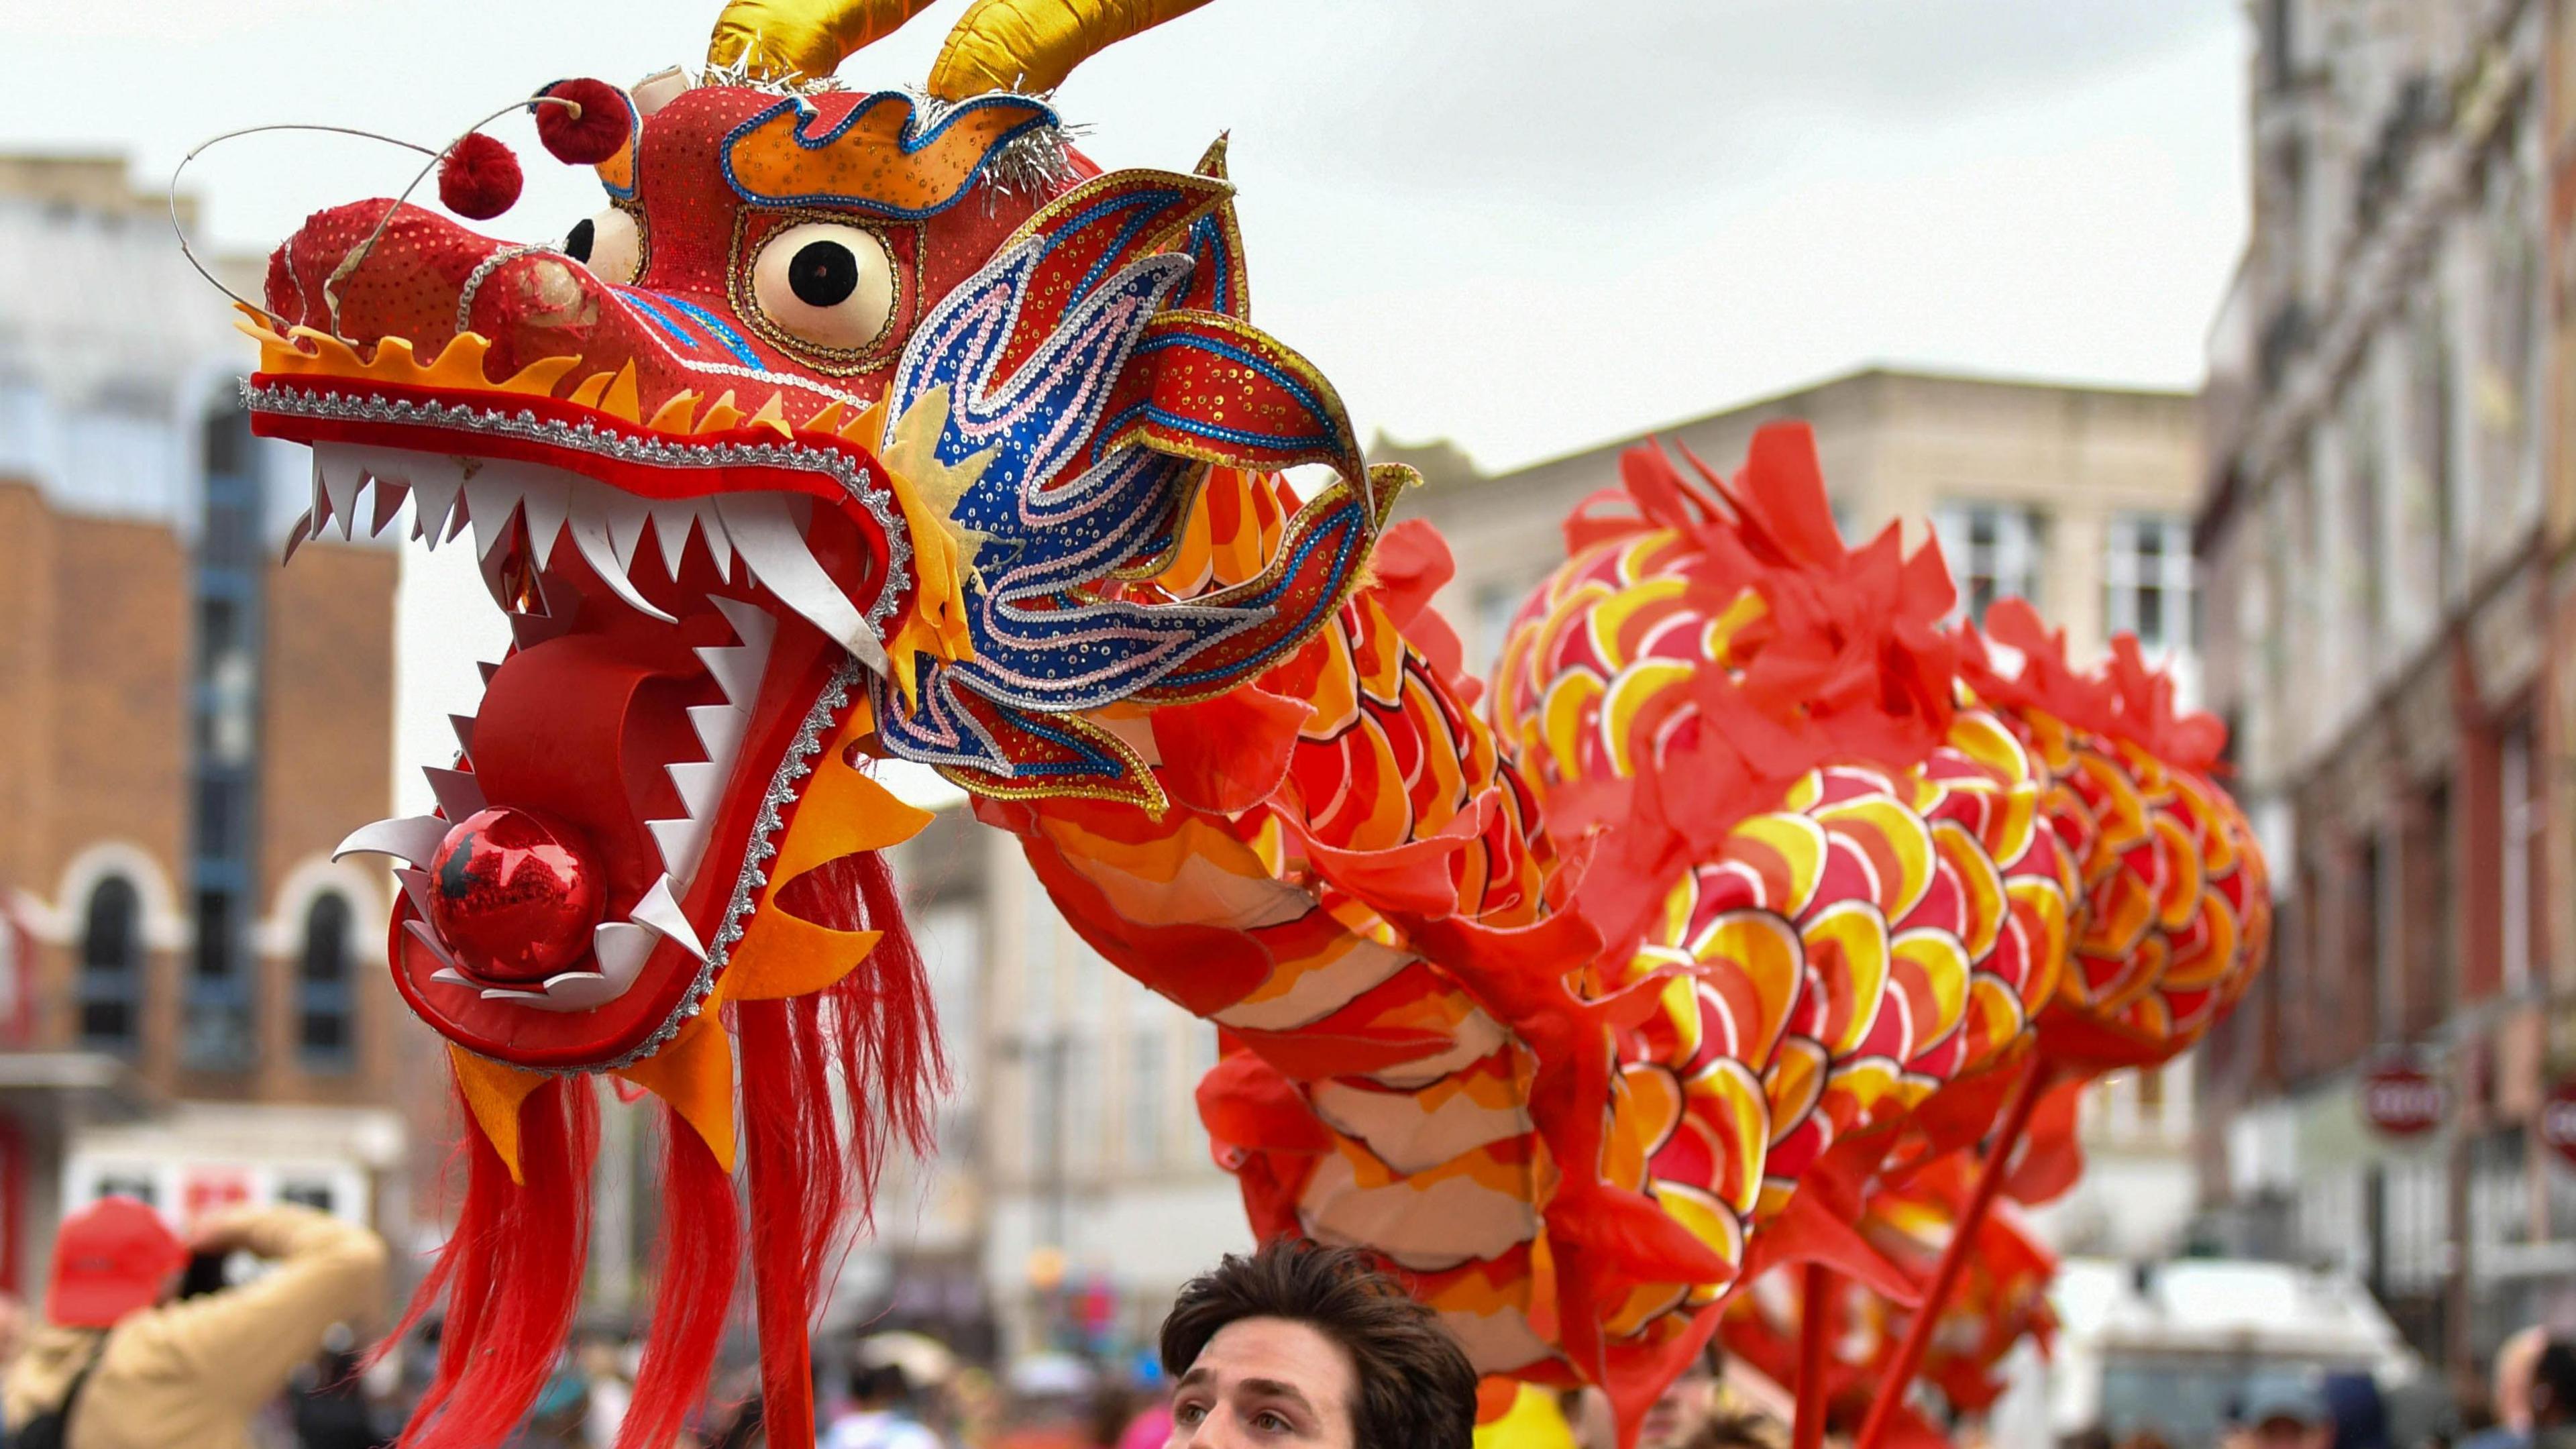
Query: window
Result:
<box><xmin>1126</xmin><ymin>1028</ymin><xmax>1165</xmax><ymax>1170</ymax></box>
<box><xmin>1932</xmin><ymin>504</ymin><xmax>2043</xmax><ymax>625</ymax></box>
<box><xmin>299</xmin><ymin>893</ymin><xmax>355</xmax><ymax>1070</ymax></box>
<box><xmin>78</xmin><ymin>877</ymin><xmax>142</xmax><ymax>1050</ymax></box>
<box><xmin>277</xmin><ymin>1179</ymin><xmax>335</xmax><ymax>1214</ymax></box>
<box><xmin>185</xmin><ymin>889</ymin><xmax>254</xmax><ymax>1070</ymax></box>
<box><xmin>1064</xmin><ymin>1036</ymin><xmax>1099</xmax><ymax>1172</ymax></box>
<box><xmin>2104</xmin><ymin>515</ymin><xmax>2195</xmax><ymax>655</ymax></box>
<box><xmin>2504</xmin><ymin>722</ymin><xmax>2538</xmax><ymax>997</ymax></box>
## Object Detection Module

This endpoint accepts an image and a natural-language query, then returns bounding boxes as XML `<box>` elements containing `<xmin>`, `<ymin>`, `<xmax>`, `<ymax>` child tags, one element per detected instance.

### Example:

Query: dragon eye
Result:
<box><xmin>750</xmin><ymin>222</ymin><xmax>894</xmax><ymax>353</ymax></box>
<box><xmin>566</xmin><ymin>208</ymin><xmax>640</xmax><ymax>285</ymax></box>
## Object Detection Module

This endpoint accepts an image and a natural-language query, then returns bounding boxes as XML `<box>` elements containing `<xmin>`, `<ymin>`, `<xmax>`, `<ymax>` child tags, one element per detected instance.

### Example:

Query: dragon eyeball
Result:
<box><xmin>749</xmin><ymin>223</ymin><xmax>895</xmax><ymax>353</ymax></box>
<box><xmin>564</xmin><ymin>208</ymin><xmax>641</xmax><ymax>286</ymax></box>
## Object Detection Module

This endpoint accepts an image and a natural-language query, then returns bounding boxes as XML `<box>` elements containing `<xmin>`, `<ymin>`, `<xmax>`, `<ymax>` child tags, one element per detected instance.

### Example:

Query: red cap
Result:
<box><xmin>47</xmin><ymin>1197</ymin><xmax>185</xmax><ymax>1328</ymax></box>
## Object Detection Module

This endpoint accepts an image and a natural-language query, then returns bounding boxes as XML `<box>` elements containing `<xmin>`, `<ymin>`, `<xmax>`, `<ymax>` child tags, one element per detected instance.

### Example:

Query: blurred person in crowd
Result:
<box><xmin>1159</xmin><ymin>1238</ymin><xmax>1477</xmax><ymax>1449</ymax></box>
<box><xmin>705</xmin><ymin>1397</ymin><xmax>767</xmax><ymax>1449</ymax></box>
<box><xmin>2469</xmin><ymin>1331</ymin><xmax>2555</xmax><ymax>1449</ymax></box>
<box><xmin>2062</xmin><ymin>1428</ymin><xmax>2114</xmax><ymax>1449</ymax></box>
<box><xmin>2</xmin><ymin>1195</ymin><xmax>386</xmax><ymax>1449</ymax></box>
<box><xmin>2326</xmin><ymin>1373</ymin><xmax>2396</xmax><ymax>1449</ymax></box>
<box><xmin>1638</xmin><ymin>1345</ymin><xmax>1726</xmax><ymax>1449</ymax></box>
<box><xmin>1087</xmin><ymin>1382</ymin><xmax>1140</xmax><ymax>1448</ymax></box>
<box><xmin>577</xmin><ymin>1328</ymin><xmax>635</xmax><ymax>1448</ymax></box>
<box><xmin>288</xmin><ymin>1326</ymin><xmax>393</xmax><ymax>1449</ymax></box>
<box><xmin>503</xmin><ymin>1357</ymin><xmax>592</xmax><ymax>1448</ymax></box>
<box><xmin>2116</xmin><ymin>1430</ymin><xmax>2172</xmax><ymax>1449</ymax></box>
<box><xmin>2229</xmin><ymin>1379</ymin><xmax>2332</xmax><ymax>1449</ymax></box>
<box><xmin>826</xmin><ymin>1360</ymin><xmax>942</xmax><ymax>1449</ymax></box>
<box><xmin>2527</xmin><ymin>1341</ymin><xmax>2576</xmax><ymax>1449</ymax></box>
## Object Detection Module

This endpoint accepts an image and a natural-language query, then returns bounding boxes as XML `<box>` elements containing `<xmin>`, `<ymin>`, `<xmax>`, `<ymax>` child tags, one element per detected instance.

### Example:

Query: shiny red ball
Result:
<box><xmin>534</xmin><ymin>78</ymin><xmax>631</xmax><ymax>166</ymax></box>
<box><xmin>437</xmin><ymin>131</ymin><xmax>523</xmax><ymax>221</ymax></box>
<box><xmin>427</xmin><ymin>806</ymin><xmax>604</xmax><ymax>983</ymax></box>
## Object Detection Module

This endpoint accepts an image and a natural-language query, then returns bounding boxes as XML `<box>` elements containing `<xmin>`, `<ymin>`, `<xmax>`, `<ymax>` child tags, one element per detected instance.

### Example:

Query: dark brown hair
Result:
<box><xmin>1159</xmin><ymin>1239</ymin><xmax>1477</xmax><ymax>1449</ymax></box>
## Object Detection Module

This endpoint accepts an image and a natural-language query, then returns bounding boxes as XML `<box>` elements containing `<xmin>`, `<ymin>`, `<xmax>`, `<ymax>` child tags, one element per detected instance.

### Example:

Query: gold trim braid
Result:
<box><xmin>707</xmin><ymin>0</ymin><xmax>942</xmax><ymax>83</ymax></box>
<box><xmin>925</xmin><ymin>0</ymin><xmax>1218</xmax><ymax>99</ymax></box>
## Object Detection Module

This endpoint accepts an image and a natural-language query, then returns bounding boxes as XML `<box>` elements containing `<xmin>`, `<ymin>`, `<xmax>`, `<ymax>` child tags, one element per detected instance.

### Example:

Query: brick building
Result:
<box><xmin>0</xmin><ymin>156</ymin><xmax>414</xmax><ymax>1297</ymax></box>
<box><xmin>2194</xmin><ymin>0</ymin><xmax>2576</xmax><ymax>1379</ymax></box>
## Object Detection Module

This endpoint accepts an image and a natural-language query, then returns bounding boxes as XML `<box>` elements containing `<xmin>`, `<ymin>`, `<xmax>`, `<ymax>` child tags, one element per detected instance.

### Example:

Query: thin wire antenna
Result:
<box><xmin>170</xmin><ymin>123</ymin><xmax>439</xmax><ymax>329</ymax></box>
<box><xmin>171</xmin><ymin>95</ymin><xmax>584</xmax><ymax>341</ymax></box>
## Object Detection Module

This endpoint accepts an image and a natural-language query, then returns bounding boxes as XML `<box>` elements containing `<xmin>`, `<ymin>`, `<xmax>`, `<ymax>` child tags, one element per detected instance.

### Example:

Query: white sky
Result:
<box><xmin>0</xmin><ymin>0</ymin><xmax>2250</xmax><ymax>814</ymax></box>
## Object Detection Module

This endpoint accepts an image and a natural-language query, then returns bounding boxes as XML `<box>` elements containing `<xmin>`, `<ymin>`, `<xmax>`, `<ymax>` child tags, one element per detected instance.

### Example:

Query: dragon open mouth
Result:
<box><xmin>252</xmin><ymin>313</ymin><xmax>919</xmax><ymax>1071</ymax></box>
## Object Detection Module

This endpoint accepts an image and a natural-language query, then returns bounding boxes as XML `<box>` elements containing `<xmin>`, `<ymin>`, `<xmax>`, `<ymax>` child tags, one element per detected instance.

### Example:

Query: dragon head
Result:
<box><xmin>254</xmin><ymin>0</ymin><xmax>1394</xmax><ymax>1081</ymax></box>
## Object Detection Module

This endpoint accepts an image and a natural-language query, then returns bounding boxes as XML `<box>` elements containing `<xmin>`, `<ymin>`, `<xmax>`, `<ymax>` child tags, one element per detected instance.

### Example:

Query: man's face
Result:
<box><xmin>1169</xmin><ymin>1316</ymin><xmax>1359</xmax><ymax>1449</ymax></box>
<box><xmin>1639</xmin><ymin>1368</ymin><xmax>1720</xmax><ymax>1449</ymax></box>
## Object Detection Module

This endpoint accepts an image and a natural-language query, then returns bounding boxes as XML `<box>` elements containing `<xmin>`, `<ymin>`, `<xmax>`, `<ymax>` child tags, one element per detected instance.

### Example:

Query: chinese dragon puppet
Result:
<box><xmin>215</xmin><ymin>0</ymin><xmax>2272</xmax><ymax>1444</ymax></box>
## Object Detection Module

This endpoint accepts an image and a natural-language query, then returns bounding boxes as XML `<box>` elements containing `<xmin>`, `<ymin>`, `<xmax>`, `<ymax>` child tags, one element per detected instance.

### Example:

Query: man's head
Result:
<box><xmin>46</xmin><ymin>1196</ymin><xmax>186</xmax><ymax>1328</ymax></box>
<box><xmin>1160</xmin><ymin>1239</ymin><xmax>1477</xmax><ymax>1449</ymax></box>
<box><xmin>2498</xmin><ymin>1328</ymin><xmax>2553</xmax><ymax>1433</ymax></box>
<box><xmin>2529</xmin><ymin>1341</ymin><xmax>2576</xmax><ymax>1429</ymax></box>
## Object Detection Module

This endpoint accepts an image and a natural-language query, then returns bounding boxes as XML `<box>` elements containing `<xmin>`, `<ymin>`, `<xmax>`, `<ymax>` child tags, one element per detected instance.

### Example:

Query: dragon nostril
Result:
<box><xmin>565</xmin><ymin>217</ymin><xmax>596</xmax><ymax>263</ymax></box>
<box><xmin>788</xmin><ymin>240</ymin><xmax>859</xmax><ymax>307</ymax></box>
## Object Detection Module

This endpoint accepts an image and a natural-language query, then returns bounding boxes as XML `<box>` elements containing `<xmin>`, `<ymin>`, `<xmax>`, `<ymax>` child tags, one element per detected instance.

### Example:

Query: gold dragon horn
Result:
<box><xmin>925</xmin><ymin>0</ymin><xmax>1218</xmax><ymax>100</ymax></box>
<box><xmin>706</xmin><ymin>0</ymin><xmax>942</xmax><ymax>84</ymax></box>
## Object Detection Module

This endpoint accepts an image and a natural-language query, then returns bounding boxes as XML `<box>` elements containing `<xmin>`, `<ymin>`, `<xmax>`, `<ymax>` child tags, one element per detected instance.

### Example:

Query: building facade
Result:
<box><xmin>1392</xmin><ymin>366</ymin><xmax>2214</xmax><ymax>1261</ymax></box>
<box><xmin>2195</xmin><ymin>0</ymin><xmax>2576</xmax><ymax>1380</ymax></box>
<box><xmin>0</xmin><ymin>156</ymin><xmax>413</xmax><ymax>1297</ymax></box>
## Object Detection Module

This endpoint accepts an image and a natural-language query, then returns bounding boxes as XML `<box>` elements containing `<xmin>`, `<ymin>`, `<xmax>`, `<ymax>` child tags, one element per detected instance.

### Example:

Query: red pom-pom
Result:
<box><xmin>534</xmin><ymin>78</ymin><xmax>631</xmax><ymax>166</ymax></box>
<box><xmin>437</xmin><ymin>131</ymin><xmax>523</xmax><ymax>220</ymax></box>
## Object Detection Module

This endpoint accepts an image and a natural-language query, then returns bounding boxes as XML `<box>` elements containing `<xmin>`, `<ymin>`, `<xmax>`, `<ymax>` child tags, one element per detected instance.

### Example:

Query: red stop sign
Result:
<box><xmin>2361</xmin><ymin>1060</ymin><xmax>2445</xmax><ymax>1138</ymax></box>
<box><xmin>2540</xmin><ymin>1081</ymin><xmax>2576</xmax><ymax>1169</ymax></box>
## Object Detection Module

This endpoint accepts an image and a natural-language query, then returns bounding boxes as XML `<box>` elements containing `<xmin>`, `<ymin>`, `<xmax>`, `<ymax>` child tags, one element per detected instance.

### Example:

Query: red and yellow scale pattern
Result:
<box><xmin>1493</xmin><ymin>508</ymin><xmax>2074</xmax><ymax>1316</ymax></box>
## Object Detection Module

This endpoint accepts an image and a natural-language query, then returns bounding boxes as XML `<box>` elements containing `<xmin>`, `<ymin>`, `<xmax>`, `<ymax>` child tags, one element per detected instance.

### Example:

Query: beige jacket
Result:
<box><xmin>1</xmin><ymin>1203</ymin><xmax>388</xmax><ymax>1449</ymax></box>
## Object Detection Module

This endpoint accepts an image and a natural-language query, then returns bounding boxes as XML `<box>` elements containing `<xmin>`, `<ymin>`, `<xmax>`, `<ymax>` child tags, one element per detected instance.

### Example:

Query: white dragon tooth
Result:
<box><xmin>393</xmin><ymin>865</ymin><xmax>439</xmax><ymax>922</ymax></box>
<box><xmin>647</xmin><ymin>814</ymin><xmax>712</xmax><ymax>887</ymax></box>
<box><xmin>316</xmin><ymin>443</ymin><xmax>366</xmax><ymax>541</ymax></box>
<box><xmin>696</xmin><ymin>641</ymin><xmax>765</xmax><ymax>707</ymax></box>
<box><xmin>368</xmin><ymin>478</ymin><xmax>411</xmax><ymax>538</ymax></box>
<box><xmin>696</xmin><ymin>501</ymin><xmax>733</xmax><ymax>580</ymax></box>
<box><xmin>333</xmin><ymin>814</ymin><xmax>450</xmax><ymax>866</ymax></box>
<box><xmin>712</xmin><ymin>494</ymin><xmax>889</xmax><ymax>675</ymax></box>
<box><xmin>449</xmin><ymin>714</ymin><xmax>476</xmax><ymax>755</ymax></box>
<box><xmin>282</xmin><ymin>509</ymin><xmax>314</xmax><ymax>566</ymax></box>
<box><xmin>517</xmin><ymin>472</ymin><xmax>572</xmax><ymax>570</ymax></box>
<box><xmin>708</xmin><ymin>594</ymin><xmax>777</xmax><ymax>655</ymax></box>
<box><xmin>665</xmin><ymin>759</ymin><xmax>724</xmax><ymax>820</ymax></box>
<box><xmin>307</xmin><ymin>453</ymin><xmax>331</xmax><ymax>529</ymax></box>
<box><xmin>422</xmin><ymin>766</ymin><xmax>487</xmax><ymax>820</ymax></box>
<box><xmin>647</xmin><ymin>498</ymin><xmax>698</xmax><ymax>578</ymax></box>
<box><xmin>466</xmin><ymin>474</ymin><xmax>524</xmax><ymax>561</ymax></box>
<box><xmin>589</xmin><ymin>485</ymin><xmax>651</xmax><ymax>574</ymax></box>
<box><xmin>568</xmin><ymin>500</ymin><xmax>680</xmax><ymax>624</ymax></box>
<box><xmin>410</xmin><ymin>469</ymin><xmax>464</xmax><ymax>551</ymax></box>
<box><xmin>405</xmin><ymin>918</ymin><xmax>461</xmax><ymax>970</ymax></box>
<box><xmin>686</xmin><ymin>702</ymin><xmax>748</xmax><ymax>765</ymax></box>
<box><xmin>629</xmin><ymin>875</ymin><xmax>706</xmax><ymax>961</ymax></box>
<box><xmin>591</xmin><ymin>922</ymin><xmax>658</xmax><ymax>987</ymax></box>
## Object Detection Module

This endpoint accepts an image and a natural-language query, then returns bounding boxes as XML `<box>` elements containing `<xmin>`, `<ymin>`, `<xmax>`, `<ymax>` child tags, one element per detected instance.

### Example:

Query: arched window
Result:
<box><xmin>298</xmin><ymin>893</ymin><xmax>354</xmax><ymax>1070</ymax></box>
<box><xmin>78</xmin><ymin>877</ymin><xmax>142</xmax><ymax>1049</ymax></box>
